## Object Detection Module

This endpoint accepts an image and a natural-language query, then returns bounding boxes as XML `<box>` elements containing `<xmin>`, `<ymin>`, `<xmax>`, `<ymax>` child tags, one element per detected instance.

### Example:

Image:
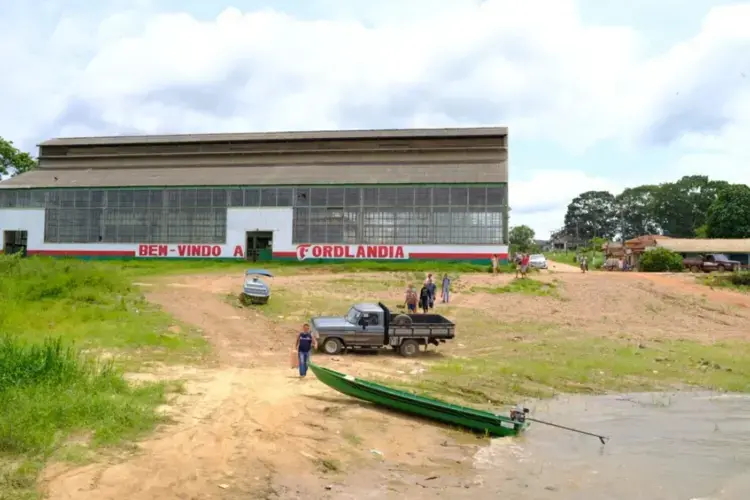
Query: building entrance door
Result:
<box><xmin>245</xmin><ymin>231</ymin><xmax>273</xmax><ymax>262</ymax></box>
<box><xmin>3</xmin><ymin>230</ymin><xmax>28</xmax><ymax>256</ymax></box>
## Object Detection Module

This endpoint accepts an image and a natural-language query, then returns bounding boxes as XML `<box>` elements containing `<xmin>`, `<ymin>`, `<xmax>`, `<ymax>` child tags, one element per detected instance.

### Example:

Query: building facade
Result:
<box><xmin>0</xmin><ymin>127</ymin><xmax>509</xmax><ymax>262</ymax></box>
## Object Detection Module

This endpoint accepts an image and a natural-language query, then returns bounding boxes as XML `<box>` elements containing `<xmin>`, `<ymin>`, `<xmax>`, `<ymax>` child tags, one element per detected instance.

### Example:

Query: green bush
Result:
<box><xmin>639</xmin><ymin>248</ymin><xmax>684</xmax><ymax>272</ymax></box>
<box><xmin>729</xmin><ymin>272</ymin><xmax>750</xmax><ymax>287</ymax></box>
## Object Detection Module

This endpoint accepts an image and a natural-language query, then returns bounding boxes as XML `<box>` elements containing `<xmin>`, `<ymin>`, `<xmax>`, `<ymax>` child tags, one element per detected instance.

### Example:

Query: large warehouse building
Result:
<box><xmin>0</xmin><ymin>127</ymin><xmax>509</xmax><ymax>262</ymax></box>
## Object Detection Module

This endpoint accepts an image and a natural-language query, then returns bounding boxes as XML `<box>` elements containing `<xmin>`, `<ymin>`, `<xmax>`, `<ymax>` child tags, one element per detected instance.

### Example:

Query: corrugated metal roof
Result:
<box><xmin>0</xmin><ymin>162</ymin><xmax>505</xmax><ymax>188</ymax></box>
<box><xmin>655</xmin><ymin>238</ymin><xmax>750</xmax><ymax>254</ymax></box>
<box><xmin>39</xmin><ymin>127</ymin><xmax>509</xmax><ymax>147</ymax></box>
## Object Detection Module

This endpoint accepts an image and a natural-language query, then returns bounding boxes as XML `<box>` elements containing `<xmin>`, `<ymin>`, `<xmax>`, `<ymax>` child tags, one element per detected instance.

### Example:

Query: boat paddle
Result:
<box><xmin>527</xmin><ymin>416</ymin><xmax>609</xmax><ymax>445</ymax></box>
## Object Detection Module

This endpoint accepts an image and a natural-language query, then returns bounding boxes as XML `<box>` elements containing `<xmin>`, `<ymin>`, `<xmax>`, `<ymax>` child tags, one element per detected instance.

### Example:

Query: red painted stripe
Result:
<box><xmin>272</xmin><ymin>251</ymin><xmax>506</xmax><ymax>259</ymax></box>
<box><xmin>27</xmin><ymin>249</ymin><xmax>136</xmax><ymax>257</ymax></box>
<box><xmin>410</xmin><ymin>252</ymin><xmax>507</xmax><ymax>259</ymax></box>
<box><xmin>273</xmin><ymin>251</ymin><xmax>297</xmax><ymax>258</ymax></box>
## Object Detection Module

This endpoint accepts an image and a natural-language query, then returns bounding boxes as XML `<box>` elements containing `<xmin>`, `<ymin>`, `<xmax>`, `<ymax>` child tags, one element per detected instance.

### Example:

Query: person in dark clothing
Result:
<box><xmin>294</xmin><ymin>323</ymin><xmax>317</xmax><ymax>378</ymax></box>
<box><xmin>425</xmin><ymin>274</ymin><xmax>436</xmax><ymax>309</ymax></box>
<box><xmin>419</xmin><ymin>284</ymin><xmax>431</xmax><ymax>313</ymax></box>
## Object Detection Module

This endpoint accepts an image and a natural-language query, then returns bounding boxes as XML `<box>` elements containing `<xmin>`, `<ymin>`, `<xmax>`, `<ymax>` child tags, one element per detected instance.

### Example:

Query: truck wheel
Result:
<box><xmin>322</xmin><ymin>338</ymin><xmax>343</xmax><ymax>355</ymax></box>
<box><xmin>399</xmin><ymin>340</ymin><xmax>420</xmax><ymax>357</ymax></box>
<box><xmin>718</xmin><ymin>265</ymin><xmax>726</xmax><ymax>272</ymax></box>
<box><xmin>392</xmin><ymin>314</ymin><xmax>413</xmax><ymax>327</ymax></box>
<box><xmin>690</xmin><ymin>265</ymin><xmax>700</xmax><ymax>273</ymax></box>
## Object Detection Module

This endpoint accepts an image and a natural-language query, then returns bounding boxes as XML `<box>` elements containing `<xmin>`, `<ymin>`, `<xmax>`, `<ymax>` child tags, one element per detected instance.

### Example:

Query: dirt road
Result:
<box><xmin>42</xmin><ymin>269</ymin><xmax>750</xmax><ymax>499</ymax></box>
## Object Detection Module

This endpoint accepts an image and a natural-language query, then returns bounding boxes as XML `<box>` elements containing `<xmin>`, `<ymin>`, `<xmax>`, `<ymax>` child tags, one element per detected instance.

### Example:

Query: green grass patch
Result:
<box><xmin>699</xmin><ymin>271</ymin><xmax>750</xmax><ymax>292</ymax></box>
<box><xmin>227</xmin><ymin>287</ymin><xmax>355</xmax><ymax>324</ymax></box>
<box><xmin>384</xmin><ymin>312</ymin><xmax>750</xmax><ymax>407</ymax></box>
<box><xmin>0</xmin><ymin>254</ymin><xmax>203</xmax><ymax>499</ymax></box>
<box><xmin>40</xmin><ymin>257</ymin><xmax>514</xmax><ymax>279</ymax></box>
<box><xmin>472</xmin><ymin>278</ymin><xmax>559</xmax><ymax>297</ymax></box>
<box><xmin>0</xmin><ymin>335</ymin><xmax>174</xmax><ymax>500</ymax></box>
<box><xmin>546</xmin><ymin>250</ymin><xmax>604</xmax><ymax>268</ymax></box>
<box><xmin>0</xmin><ymin>255</ymin><xmax>208</xmax><ymax>364</ymax></box>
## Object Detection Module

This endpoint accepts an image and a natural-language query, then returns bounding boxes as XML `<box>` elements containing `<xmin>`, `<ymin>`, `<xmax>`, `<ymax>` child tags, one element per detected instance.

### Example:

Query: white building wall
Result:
<box><xmin>0</xmin><ymin>207</ymin><xmax>507</xmax><ymax>260</ymax></box>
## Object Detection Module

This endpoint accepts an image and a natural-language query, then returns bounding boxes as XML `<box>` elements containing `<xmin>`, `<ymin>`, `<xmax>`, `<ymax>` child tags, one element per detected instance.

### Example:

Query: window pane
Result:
<box><xmin>147</xmin><ymin>190</ymin><xmax>163</xmax><ymax>208</ymax></box>
<box><xmin>195</xmin><ymin>189</ymin><xmax>212</xmax><ymax>207</ymax></box>
<box><xmin>0</xmin><ymin>190</ymin><xmax>15</xmax><ymax>208</ymax></box>
<box><xmin>362</xmin><ymin>188</ymin><xmax>378</xmax><ymax>206</ymax></box>
<box><xmin>450</xmin><ymin>187</ymin><xmax>468</xmax><ymax>207</ymax></box>
<box><xmin>244</xmin><ymin>188</ymin><xmax>260</xmax><ymax>207</ymax></box>
<box><xmin>310</xmin><ymin>188</ymin><xmax>327</xmax><ymax>206</ymax></box>
<box><xmin>260</xmin><ymin>188</ymin><xmax>277</xmax><ymax>206</ymax></box>
<box><xmin>468</xmin><ymin>187</ymin><xmax>486</xmax><ymax>206</ymax></box>
<box><xmin>487</xmin><ymin>186</ymin><xmax>506</xmax><ymax>206</ymax></box>
<box><xmin>327</xmin><ymin>187</ymin><xmax>345</xmax><ymax>207</ymax></box>
<box><xmin>395</xmin><ymin>187</ymin><xmax>414</xmax><ymax>207</ymax></box>
<box><xmin>211</xmin><ymin>188</ymin><xmax>227</xmax><ymax>207</ymax></box>
<box><xmin>295</xmin><ymin>188</ymin><xmax>310</xmax><ymax>206</ymax></box>
<box><xmin>378</xmin><ymin>188</ymin><xmax>397</xmax><ymax>206</ymax></box>
<box><xmin>277</xmin><ymin>188</ymin><xmax>293</xmax><ymax>206</ymax></box>
<box><xmin>433</xmin><ymin>187</ymin><xmax>450</xmax><ymax>205</ymax></box>
<box><xmin>227</xmin><ymin>189</ymin><xmax>243</xmax><ymax>207</ymax></box>
<box><xmin>414</xmin><ymin>187</ymin><xmax>431</xmax><ymax>206</ymax></box>
<box><xmin>344</xmin><ymin>188</ymin><xmax>360</xmax><ymax>207</ymax></box>
<box><xmin>132</xmin><ymin>190</ymin><xmax>149</xmax><ymax>208</ymax></box>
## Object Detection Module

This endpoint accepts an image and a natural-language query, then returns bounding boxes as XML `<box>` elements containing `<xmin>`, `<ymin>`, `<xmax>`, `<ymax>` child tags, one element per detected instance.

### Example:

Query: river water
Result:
<box><xmin>473</xmin><ymin>392</ymin><xmax>750</xmax><ymax>500</ymax></box>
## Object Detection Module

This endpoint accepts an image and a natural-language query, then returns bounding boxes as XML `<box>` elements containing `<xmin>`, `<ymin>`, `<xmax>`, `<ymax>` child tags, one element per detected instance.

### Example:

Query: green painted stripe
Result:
<box><xmin>5</xmin><ymin>182</ymin><xmax>508</xmax><ymax>191</ymax></box>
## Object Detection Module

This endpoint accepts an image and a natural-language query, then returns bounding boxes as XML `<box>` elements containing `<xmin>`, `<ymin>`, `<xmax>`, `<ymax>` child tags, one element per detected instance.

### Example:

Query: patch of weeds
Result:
<box><xmin>245</xmin><ymin>287</ymin><xmax>356</xmax><ymax>323</ymax></box>
<box><xmin>0</xmin><ymin>335</ymin><xmax>176</xmax><ymax>500</ymax></box>
<box><xmin>472</xmin><ymin>278</ymin><xmax>560</xmax><ymax>297</ymax></box>
<box><xmin>342</xmin><ymin>432</ymin><xmax>363</xmax><ymax>447</ymax></box>
<box><xmin>699</xmin><ymin>271</ymin><xmax>750</xmax><ymax>293</ymax></box>
<box><xmin>316</xmin><ymin>457</ymin><xmax>341</xmax><ymax>473</ymax></box>
<box><xmin>0</xmin><ymin>255</ymin><xmax>209</xmax><ymax>366</ymax></box>
<box><xmin>391</xmin><ymin>333</ymin><xmax>750</xmax><ymax>408</ymax></box>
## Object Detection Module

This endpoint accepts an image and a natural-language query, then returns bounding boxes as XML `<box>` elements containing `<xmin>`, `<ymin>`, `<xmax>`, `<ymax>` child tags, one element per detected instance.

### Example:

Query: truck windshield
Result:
<box><xmin>345</xmin><ymin>307</ymin><xmax>361</xmax><ymax>325</ymax></box>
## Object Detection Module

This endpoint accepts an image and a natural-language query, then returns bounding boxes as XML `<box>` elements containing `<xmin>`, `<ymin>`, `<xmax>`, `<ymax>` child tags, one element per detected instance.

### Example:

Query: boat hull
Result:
<box><xmin>308</xmin><ymin>363</ymin><xmax>529</xmax><ymax>437</ymax></box>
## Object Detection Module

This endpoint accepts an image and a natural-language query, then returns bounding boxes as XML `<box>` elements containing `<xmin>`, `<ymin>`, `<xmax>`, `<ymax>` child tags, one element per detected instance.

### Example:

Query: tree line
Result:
<box><xmin>552</xmin><ymin>175</ymin><xmax>750</xmax><ymax>242</ymax></box>
<box><xmin>0</xmin><ymin>137</ymin><xmax>37</xmax><ymax>177</ymax></box>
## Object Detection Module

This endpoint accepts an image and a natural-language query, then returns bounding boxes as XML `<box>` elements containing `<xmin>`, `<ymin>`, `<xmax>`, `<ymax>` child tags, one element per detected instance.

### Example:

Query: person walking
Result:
<box><xmin>514</xmin><ymin>252</ymin><xmax>523</xmax><ymax>278</ymax></box>
<box><xmin>294</xmin><ymin>323</ymin><xmax>317</xmax><ymax>378</ymax></box>
<box><xmin>419</xmin><ymin>283</ymin><xmax>431</xmax><ymax>313</ymax></box>
<box><xmin>520</xmin><ymin>253</ymin><xmax>530</xmax><ymax>278</ymax></box>
<box><xmin>426</xmin><ymin>274</ymin><xmax>436</xmax><ymax>309</ymax></box>
<box><xmin>404</xmin><ymin>283</ymin><xmax>418</xmax><ymax>313</ymax></box>
<box><xmin>441</xmin><ymin>274</ymin><xmax>451</xmax><ymax>303</ymax></box>
<box><xmin>491</xmin><ymin>254</ymin><xmax>499</xmax><ymax>274</ymax></box>
<box><xmin>580</xmin><ymin>255</ymin><xmax>588</xmax><ymax>273</ymax></box>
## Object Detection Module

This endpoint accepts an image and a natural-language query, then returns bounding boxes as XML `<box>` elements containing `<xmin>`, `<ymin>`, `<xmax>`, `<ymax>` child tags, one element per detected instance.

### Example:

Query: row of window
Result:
<box><xmin>0</xmin><ymin>185</ymin><xmax>507</xmax><ymax>209</ymax></box>
<box><xmin>39</xmin><ymin>205</ymin><xmax>504</xmax><ymax>245</ymax></box>
<box><xmin>292</xmin><ymin>208</ymin><xmax>504</xmax><ymax>244</ymax></box>
<box><xmin>44</xmin><ymin>208</ymin><xmax>227</xmax><ymax>244</ymax></box>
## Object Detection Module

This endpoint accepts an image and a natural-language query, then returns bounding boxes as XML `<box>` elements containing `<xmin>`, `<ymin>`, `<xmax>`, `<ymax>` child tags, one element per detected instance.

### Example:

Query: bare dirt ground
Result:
<box><xmin>42</xmin><ymin>268</ymin><xmax>750</xmax><ymax>499</ymax></box>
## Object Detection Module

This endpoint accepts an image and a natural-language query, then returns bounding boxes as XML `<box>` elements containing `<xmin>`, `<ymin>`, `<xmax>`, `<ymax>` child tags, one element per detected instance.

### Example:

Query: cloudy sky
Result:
<box><xmin>1</xmin><ymin>0</ymin><xmax>749</xmax><ymax>238</ymax></box>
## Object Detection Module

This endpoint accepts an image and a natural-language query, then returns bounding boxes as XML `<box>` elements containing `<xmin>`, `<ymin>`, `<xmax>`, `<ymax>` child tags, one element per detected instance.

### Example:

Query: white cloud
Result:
<box><xmin>509</xmin><ymin>169</ymin><xmax>622</xmax><ymax>239</ymax></box>
<box><xmin>1</xmin><ymin>0</ymin><xmax>749</xmax><ymax>238</ymax></box>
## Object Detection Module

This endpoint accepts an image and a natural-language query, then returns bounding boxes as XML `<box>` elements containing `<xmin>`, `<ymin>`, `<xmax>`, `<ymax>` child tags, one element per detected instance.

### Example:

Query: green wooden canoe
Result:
<box><xmin>308</xmin><ymin>362</ymin><xmax>530</xmax><ymax>437</ymax></box>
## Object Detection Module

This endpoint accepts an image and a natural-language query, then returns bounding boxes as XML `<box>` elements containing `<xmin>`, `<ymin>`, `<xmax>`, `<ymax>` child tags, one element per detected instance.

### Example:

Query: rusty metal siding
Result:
<box><xmin>0</xmin><ymin>162</ymin><xmax>506</xmax><ymax>188</ymax></box>
<box><xmin>2</xmin><ymin>127</ymin><xmax>509</xmax><ymax>188</ymax></box>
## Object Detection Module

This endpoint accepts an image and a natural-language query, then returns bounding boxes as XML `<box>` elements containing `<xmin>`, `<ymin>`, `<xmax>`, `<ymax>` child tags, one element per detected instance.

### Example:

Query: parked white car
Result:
<box><xmin>528</xmin><ymin>254</ymin><xmax>548</xmax><ymax>270</ymax></box>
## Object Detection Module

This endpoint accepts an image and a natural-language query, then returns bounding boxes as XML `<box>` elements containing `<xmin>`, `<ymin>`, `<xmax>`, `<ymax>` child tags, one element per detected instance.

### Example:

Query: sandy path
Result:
<box><xmin>546</xmin><ymin>261</ymin><xmax>582</xmax><ymax>273</ymax></box>
<box><xmin>43</xmin><ymin>280</ymin><xmax>486</xmax><ymax>500</ymax></box>
<box><xmin>42</xmin><ymin>268</ymin><xmax>750</xmax><ymax>499</ymax></box>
